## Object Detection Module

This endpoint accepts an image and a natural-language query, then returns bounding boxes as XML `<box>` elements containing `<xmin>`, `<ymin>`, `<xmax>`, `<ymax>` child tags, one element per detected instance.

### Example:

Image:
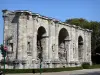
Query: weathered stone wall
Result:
<box><xmin>3</xmin><ymin>10</ymin><xmax>19</xmax><ymax>68</ymax></box>
<box><xmin>2</xmin><ymin>10</ymin><xmax>92</xmax><ymax>69</ymax></box>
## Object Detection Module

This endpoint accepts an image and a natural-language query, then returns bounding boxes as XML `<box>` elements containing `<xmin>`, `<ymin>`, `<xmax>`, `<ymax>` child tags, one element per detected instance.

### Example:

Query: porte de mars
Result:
<box><xmin>2</xmin><ymin>10</ymin><xmax>92</xmax><ymax>69</ymax></box>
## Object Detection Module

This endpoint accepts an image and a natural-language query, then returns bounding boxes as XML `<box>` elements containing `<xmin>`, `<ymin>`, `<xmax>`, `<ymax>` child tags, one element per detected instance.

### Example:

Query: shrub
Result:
<box><xmin>82</xmin><ymin>62</ymin><xmax>90</xmax><ymax>69</ymax></box>
<box><xmin>0</xmin><ymin>69</ymin><xmax>33</xmax><ymax>74</ymax></box>
<box><xmin>0</xmin><ymin>67</ymin><xmax>83</xmax><ymax>74</ymax></box>
<box><xmin>89</xmin><ymin>64</ymin><xmax>100</xmax><ymax>69</ymax></box>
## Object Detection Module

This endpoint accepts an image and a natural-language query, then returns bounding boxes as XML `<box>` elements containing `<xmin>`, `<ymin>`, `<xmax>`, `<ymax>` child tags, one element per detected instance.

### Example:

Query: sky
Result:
<box><xmin>0</xmin><ymin>0</ymin><xmax>100</xmax><ymax>44</ymax></box>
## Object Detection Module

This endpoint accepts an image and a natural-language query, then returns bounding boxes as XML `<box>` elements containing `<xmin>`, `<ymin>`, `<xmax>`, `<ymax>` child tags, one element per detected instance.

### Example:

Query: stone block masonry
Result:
<box><xmin>2</xmin><ymin>10</ymin><xmax>92</xmax><ymax>69</ymax></box>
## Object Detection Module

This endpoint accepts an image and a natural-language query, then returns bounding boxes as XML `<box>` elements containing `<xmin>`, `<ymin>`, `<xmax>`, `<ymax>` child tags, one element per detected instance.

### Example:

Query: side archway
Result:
<box><xmin>78</xmin><ymin>36</ymin><xmax>83</xmax><ymax>62</ymax></box>
<box><xmin>58</xmin><ymin>28</ymin><xmax>69</xmax><ymax>62</ymax></box>
<box><xmin>37</xmin><ymin>26</ymin><xmax>47</xmax><ymax>62</ymax></box>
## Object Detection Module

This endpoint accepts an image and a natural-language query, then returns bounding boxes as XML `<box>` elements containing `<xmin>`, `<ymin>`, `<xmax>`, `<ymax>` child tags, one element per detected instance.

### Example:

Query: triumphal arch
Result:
<box><xmin>2</xmin><ymin>10</ymin><xmax>92</xmax><ymax>69</ymax></box>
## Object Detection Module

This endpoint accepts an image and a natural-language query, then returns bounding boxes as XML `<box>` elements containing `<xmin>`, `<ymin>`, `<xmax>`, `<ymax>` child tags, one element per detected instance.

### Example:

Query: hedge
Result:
<box><xmin>89</xmin><ymin>65</ymin><xmax>100</xmax><ymax>69</ymax></box>
<box><xmin>1</xmin><ymin>65</ymin><xmax>100</xmax><ymax>74</ymax></box>
<box><xmin>82</xmin><ymin>62</ymin><xmax>90</xmax><ymax>69</ymax></box>
<box><xmin>0</xmin><ymin>69</ymin><xmax>33</xmax><ymax>73</ymax></box>
<box><xmin>0</xmin><ymin>67</ymin><xmax>83</xmax><ymax>74</ymax></box>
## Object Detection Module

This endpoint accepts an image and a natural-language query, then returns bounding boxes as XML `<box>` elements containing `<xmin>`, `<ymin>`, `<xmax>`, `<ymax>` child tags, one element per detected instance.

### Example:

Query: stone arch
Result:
<box><xmin>58</xmin><ymin>28</ymin><xmax>69</xmax><ymax>62</ymax></box>
<box><xmin>37</xmin><ymin>26</ymin><xmax>47</xmax><ymax>62</ymax></box>
<box><xmin>78</xmin><ymin>36</ymin><xmax>83</xmax><ymax>62</ymax></box>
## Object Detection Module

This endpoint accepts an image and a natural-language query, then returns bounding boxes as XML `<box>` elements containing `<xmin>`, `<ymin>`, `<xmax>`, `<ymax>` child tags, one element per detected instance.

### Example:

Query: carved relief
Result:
<box><xmin>59</xmin><ymin>43</ymin><xmax>66</xmax><ymax>61</ymax></box>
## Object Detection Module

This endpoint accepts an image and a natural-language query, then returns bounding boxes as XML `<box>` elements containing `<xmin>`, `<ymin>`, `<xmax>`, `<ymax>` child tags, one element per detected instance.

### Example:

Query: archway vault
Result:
<box><xmin>78</xmin><ymin>36</ymin><xmax>84</xmax><ymax>62</ymax></box>
<box><xmin>58</xmin><ymin>28</ymin><xmax>69</xmax><ymax>62</ymax></box>
<box><xmin>37</xmin><ymin>26</ymin><xmax>47</xmax><ymax>62</ymax></box>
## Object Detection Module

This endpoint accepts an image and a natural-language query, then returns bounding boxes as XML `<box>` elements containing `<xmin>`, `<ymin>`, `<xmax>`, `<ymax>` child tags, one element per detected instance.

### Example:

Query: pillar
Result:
<box><xmin>64</xmin><ymin>39</ymin><xmax>71</xmax><ymax>66</ymax></box>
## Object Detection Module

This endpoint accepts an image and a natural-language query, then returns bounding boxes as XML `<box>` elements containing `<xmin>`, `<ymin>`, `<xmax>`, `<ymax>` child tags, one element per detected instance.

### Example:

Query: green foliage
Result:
<box><xmin>65</xmin><ymin>18</ymin><xmax>91</xmax><ymax>29</ymax></box>
<box><xmin>65</xmin><ymin>18</ymin><xmax>100</xmax><ymax>64</ymax></box>
<box><xmin>0</xmin><ymin>69</ymin><xmax>33</xmax><ymax>74</ymax></box>
<box><xmin>0</xmin><ymin>67</ymin><xmax>83</xmax><ymax>74</ymax></box>
<box><xmin>89</xmin><ymin>21</ymin><xmax>100</xmax><ymax>54</ymax></box>
<box><xmin>89</xmin><ymin>64</ymin><xmax>100</xmax><ymax>69</ymax></box>
<box><xmin>82</xmin><ymin>62</ymin><xmax>90</xmax><ymax>69</ymax></box>
<box><xmin>1</xmin><ymin>65</ymin><xmax>100</xmax><ymax>74</ymax></box>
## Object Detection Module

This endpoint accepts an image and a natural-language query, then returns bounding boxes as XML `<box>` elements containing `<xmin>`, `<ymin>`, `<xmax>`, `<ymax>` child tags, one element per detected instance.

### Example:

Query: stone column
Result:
<box><xmin>32</xmin><ymin>18</ymin><xmax>37</xmax><ymax>68</ymax></box>
<box><xmin>64</xmin><ymin>39</ymin><xmax>71</xmax><ymax>66</ymax></box>
<box><xmin>48</xmin><ymin>21</ymin><xmax>55</xmax><ymax>68</ymax></box>
<box><xmin>45</xmin><ymin>36</ymin><xmax>49</xmax><ymax>68</ymax></box>
<box><xmin>45</xmin><ymin>37</ymin><xmax>49</xmax><ymax>61</ymax></box>
<box><xmin>78</xmin><ymin>44</ymin><xmax>84</xmax><ymax>63</ymax></box>
<box><xmin>39</xmin><ymin>36</ymin><xmax>48</xmax><ymax>68</ymax></box>
<box><xmin>55</xmin><ymin>39</ymin><xmax>59</xmax><ymax>60</ymax></box>
<box><xmin>42</xmin><ymin>36</ymin><xmax>49</xmax><ymax>61</ymax></box>
<box><xmin>32</xmin><ymin>32</ymin><xmax>37</xmax><ymax>60</ymax></box>
<box><xmin>48</xmin><ymin>35</ymin><xmax>52</xmax><ymax>68</ymax></box>
<box><xmin>84</xmin><ymin>36</ymin><xmax>87</xmax><ymax>62</ymax></box>
<box><xmin>75</xmin><ymin>38</ymin><xmax>78</xmax><ymax>62</ymax></box>
<box><xmin>55</xmin><ymin>24</ymin><xmax>59</xmax><ymax>60</ymax></box>
<box><xmin>17</xmin><ymin>14</ymin><xmax>27</xmax><ymax>69</ymax></box>
<box><xmin>32</xmin><ymin>32</ymin><xmax>37</xmax><ymax>68</ymax></box>
<box><xmin>87</xmin><ymin>33</ymin><xmax>92</xmax><ymax>64</ymax></box>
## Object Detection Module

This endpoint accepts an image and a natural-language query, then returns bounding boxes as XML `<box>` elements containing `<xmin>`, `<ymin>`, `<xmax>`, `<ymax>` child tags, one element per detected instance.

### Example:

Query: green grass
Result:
<box><xmin>1</xmin><ymin>65</ymin><xmax>100</xmax><ymax>74</ymax></box>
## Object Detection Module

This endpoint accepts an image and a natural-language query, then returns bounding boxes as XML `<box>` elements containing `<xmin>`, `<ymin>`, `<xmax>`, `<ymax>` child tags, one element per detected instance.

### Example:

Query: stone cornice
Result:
<box><xmin>2</xmin><ymin>9</ymin><xmax>92</xmax><ymax>32</ymax></box>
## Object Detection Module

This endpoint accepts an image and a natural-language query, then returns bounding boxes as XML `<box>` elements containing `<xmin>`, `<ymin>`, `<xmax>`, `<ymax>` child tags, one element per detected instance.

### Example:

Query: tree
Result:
<box><xmin>65</xmin><ymin>18</ymin><xmax>100</xmax><ymax>64</ymax></box>
<box><xmin>65</xmin><ymin>18</ymin><xmax>91</xmax><ymax>29</ymax></box>
<box><xmin>89</xmin><ymin>21</ymin><xmax>100</xmax><ymax>54</ymax></box>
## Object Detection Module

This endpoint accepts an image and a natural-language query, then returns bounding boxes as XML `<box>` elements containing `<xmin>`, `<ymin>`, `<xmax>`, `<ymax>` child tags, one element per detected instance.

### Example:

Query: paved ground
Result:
<box><xmin>6</xmin><ymin>69</ymin><xmax>100</xmax><ymax>75</ymax></box>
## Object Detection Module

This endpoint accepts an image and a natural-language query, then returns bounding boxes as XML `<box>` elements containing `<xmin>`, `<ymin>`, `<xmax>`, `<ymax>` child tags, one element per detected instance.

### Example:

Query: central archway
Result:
<box><xmin>37</xmin><ymin>26</ymin><xmax>46</xmax><ymax>62</ymax></box>
<box><xmin>58</xmin><ymin>28</ymin><xmax>69</xmax><ymax>62</ymax></box>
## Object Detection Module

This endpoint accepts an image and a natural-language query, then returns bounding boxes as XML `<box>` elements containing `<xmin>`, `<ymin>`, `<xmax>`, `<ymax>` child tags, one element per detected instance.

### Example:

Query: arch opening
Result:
<box><xmin>58</xmin><ymin>28</ymin><xmax>69</xmax><ymax>62</ymax></box>
<box><xmin>78</xmin><ymin>36</ymin><xmax>83</xmax><ymax>62</ymax></box>
<box><xmin>37</xmin><ymin>26</ymin><xmax>46</xmax><ymax>62</ymax></box>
